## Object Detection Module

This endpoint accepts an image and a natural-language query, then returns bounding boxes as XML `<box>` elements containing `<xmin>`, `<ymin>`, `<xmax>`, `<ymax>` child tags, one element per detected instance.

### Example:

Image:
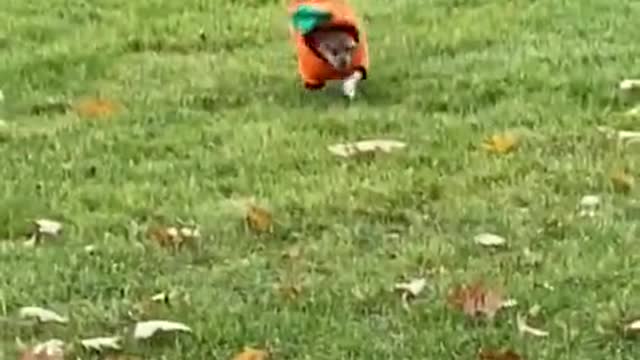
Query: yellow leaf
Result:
<box><xmin>273</xmin><ymin>282</ymin><xmax>303</xmax><ymax>301</ymax></box>
<box><xmin>232</xmin><ymin>347</ymin><xmax>270</xmax><ymax>360</ymax></box>
<box><xmin>482</xmin><ymin>132</ymin><xmax>519</xmax><ymax>154</ymax></box>
<box><xmin>73</xmin><ymin>97</ymin><xmax>121</xmax><ymax>118</ymax></box>
<box><xmin>245</xmin><ymin>205</ymin><xmax>273</xmax><ymax>233</ymax></box>
<box><xmin>610</xmin><ymin>170</ymin><xmax>634</xmax><ymax>193</ymax></box>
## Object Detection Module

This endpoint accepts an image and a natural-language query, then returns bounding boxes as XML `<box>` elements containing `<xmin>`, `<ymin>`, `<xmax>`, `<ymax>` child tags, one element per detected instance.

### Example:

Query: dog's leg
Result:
<box><xmin>342</xmin><ymin>70</ymin><xmax>363</xmax><ymax>99</ymax></box>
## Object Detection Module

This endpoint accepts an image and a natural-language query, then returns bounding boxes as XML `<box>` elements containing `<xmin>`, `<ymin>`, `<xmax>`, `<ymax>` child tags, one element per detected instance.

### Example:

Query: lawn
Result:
<box><xmin>2</xmin><ymin>0</ymin><xmax>640</xmax><ymax>358</ymax></box>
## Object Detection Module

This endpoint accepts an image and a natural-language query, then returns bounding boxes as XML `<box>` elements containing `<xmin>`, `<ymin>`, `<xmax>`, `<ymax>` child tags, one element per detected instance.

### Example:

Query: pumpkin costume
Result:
<box><xmin>288</xmin><ymin>0</ymin><xmax>369</xmax><ymax>90</ymax></box>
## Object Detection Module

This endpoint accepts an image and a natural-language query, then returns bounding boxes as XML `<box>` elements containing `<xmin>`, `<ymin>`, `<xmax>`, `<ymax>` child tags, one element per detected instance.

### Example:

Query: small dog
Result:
<box><xmin>289</xmin><ymin>0</ymin><xmax>369</xmax><ymax>99</ymax></box>
<box><xmin>307</xmin><ymin>28</ymin><xmax>357</xmax><ymax>72</ymax></box>
<box><xmin>306</xmin><ymin>28</ymin><xmax>363</xmax><ymax>98</ymax></box>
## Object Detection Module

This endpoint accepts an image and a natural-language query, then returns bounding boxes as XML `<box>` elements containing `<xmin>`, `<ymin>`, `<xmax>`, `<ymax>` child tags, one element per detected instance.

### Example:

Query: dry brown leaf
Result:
<box><xmin>246</xmin><ymin>205</ymin><xmax>273</xmax><ymax>233</ymax></box>
<box><xmin>273</xmin><ymin>283</ymin><xmax>303</xmax><ymax>301</ymax></box>
<box><xmin>232</xmin><ymin>347</ymin><xmax>270</xmax><ymax>360</ymax></box>
<box><xmin>482</xmin><ymin>132</ymin><xmax>519</xmax><ymax>154</ymax></box>
<box><xmin>478</xmin><ymin>348</ymin><xmax>523</xmax><ymax>360</ymax></box>
<box><xmin>610</xmin><ymin>170</ymin><xmax>634</xmax><ymax>193</ymax></box>
<box><xmin>146</xmin><ymin>224</ymin><xmax>200</xmax><ymax>249</ymax></box>
<box><xmin>447</xmin><ymin>281</ymin><xmax>506</xmax><ymax>319</ymax></box>
<box><xmin>72</xmin><ymin>98</ymin><xmax>121</xmax><ymax>118</ymax></box>
<box><xmin>19</xmin><ymin>339</ymin><xmax>65</xmax><ymax>360</ymax></box>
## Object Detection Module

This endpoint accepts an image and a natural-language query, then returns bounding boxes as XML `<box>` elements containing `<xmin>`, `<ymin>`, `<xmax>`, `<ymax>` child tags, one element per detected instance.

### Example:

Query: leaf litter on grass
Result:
<box><xmin>478</xmin><ymin>348</ymin><xmax>523</xmax><ymax>360</ymax></box>
<box><xmin>394</xmin><ymin>277</ymin><xmax>427</xmax><ymax>310</ymax></box>
<box><xmin>447</xmin><ymin>281</ymin><xmax>515</xmax><ymax>319</ymax></box>
<box><xmin>146</xmin><ymin>222</ymin><xmax>200</xmax><ymax>249</ymax></box>
<box><xmin>610</xmin><ymin>169</ymin><xmax>634</xmax><ymax>193</ymax></box>
<box><xmin>19</xmin><ymin>339</ymin><xmax>66</xmax><ymax>360</ymax></box>
<box><xmin>18</xmin><ymin>306</ymin><xmax>69</xmax><ymax>324</ymax></box>
<box><xmin>72</xmin><ymin>97</ymin><xmax>122</xmax><ymax>118</ymax></box>
<box><xmin>231</xmin><ymin>347</ymin><xmax>270</xmax><ymax>360</ymax></box>
<box><xmin>245</xmin><ymin>204</ymin><xmax>274</xmax><ymax>234</ymax></box>
<box><xmin>327</xmin><ymin>139</ymin><xmax>407</xmax><ymax>158</ymax></box>
<box><xmin>481</xmin><ymin>132</ymin><xmax>520</xmax><ymax>154</ymax></box>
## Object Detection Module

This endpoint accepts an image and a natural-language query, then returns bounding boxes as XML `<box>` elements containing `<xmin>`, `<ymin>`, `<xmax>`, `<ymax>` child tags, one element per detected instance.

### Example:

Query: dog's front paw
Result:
<box><xmin>342</xmin><ymin>78</ymin><xmax>357</xmax><ymax>99</ymax></box>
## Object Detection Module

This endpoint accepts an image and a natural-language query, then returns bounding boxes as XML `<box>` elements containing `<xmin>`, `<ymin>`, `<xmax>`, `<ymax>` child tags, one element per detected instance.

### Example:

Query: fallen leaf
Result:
<box><xmin>281</xmin><ymin>245</ymin><xmax>303</xmax><ymax>260</ymax></box>
<box><xmin>72</xmin><ymin>98</ymin><xmax>121</xmax><ymax>118</ymax></box>
<box><xmin>394</xmin><ymin>278</ymin><xmax>427</xmax><ymax>310</ymax></box>
<box><xmin>610</xmin><ymin>170</ymin><xmax>634</xmax><ymax>193</ymax></box>
<box><xmin>624</xmin><ymin>319</ymin><xmax>640</xmax><ymax>331</ymax></box>
<box><xmin>474</xmin><ymin>233</ymin><xmax>507</xmax><ymax>247</ymax></box>
<box><xmin>132</xmin><ymin>320</ymin><xmax>192</xmax><ymax>339</ymax></box>
<box><xmin>394</xmin><ymin>278</ymin><xmax>427</xmax><ymax>297</ymax></box>
<box><xmin>482</xmin><ymin>132</ymin><xmax>519</xmax><ymax>154</ymax></box>
<box><xmin>0</xmin><ymin>89</ymin><xmax>4</xmax><ymax>102</ymax></box>
<box><xmin>447</xmin><ymin>282</ymin><xmax>508</xmax><ymax>319</ymax></box>
<box><xmin>20</xmin><ymin>339</ymin><xmax>65</xmax><ymax>360</ymax></box>
<box><xmin>34</xmin><ymin>219</ymin><xmax>63</xmax><ymax>237</ymax></box>
<box><xmin>619</xmin><ymin>79</ymin><xmax>640</xmax><ymax>90</ymax></box>
<box><xmin>478</xmin><ymin>348</ymin><xmax>523</xmax><ymax>360</ymax></box>
<box><xmin>245</xmin><ymin>204</ymin><xmax>273</xmax><ymax>233</ymax></box>
<box><xmin>18</xmin><ymin>306</ymin><xmax>68</xmax><ymax>324</ymax></box>
<box><xmin>517</xmin><ymin>313</ymin><xmax>549</xmax><ymax>337</ymax></box>
<box><xmin>578</xmin><ymin>195</ymin><xmax>600</xmax><ymax>217</ymax></box>
<box><xmin>273</xmin><ymin>283</ymin><xmax>303</xmax><ymax>301</ymax></box>
<box><xmin>579</xmin><ymin>195</ymin><xmax>600</xmax><ymax>207</ymax></box>
<box><xmin>231</xmin><ymin>347</ymin><xmax>270</xmax><ymax>360</ymax></box>
<box><xmin>327</xmin><ymin>139</ymin><xmax>407</xmax><ymax>158</ymax></box>
<box><xmin>146</xmin><ymin>224</ymin><xmax>200</xmax><ymax>249</ymax></box>
<box><xmin>80</xmin><ymin>336</ymin><xmax>122</xmax><ymax>351</ymax></box>
<box><xmin>625</xmin><ymin>106</ymin><xmax>640</xmax><ymax>116</ymax></box>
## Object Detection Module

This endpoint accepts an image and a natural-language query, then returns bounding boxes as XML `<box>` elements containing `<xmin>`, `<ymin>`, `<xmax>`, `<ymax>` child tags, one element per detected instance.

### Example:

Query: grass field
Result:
<box><xmin>2</xmin><ymin>0</ymin><xmax>640</xmax><ymax>358</ymax></box>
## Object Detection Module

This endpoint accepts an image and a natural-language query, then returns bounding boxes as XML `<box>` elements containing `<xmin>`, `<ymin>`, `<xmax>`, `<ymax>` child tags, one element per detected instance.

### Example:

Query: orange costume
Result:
<box><xmin>288</xmin><ymin>0</ymin><xmax>369</xmax><ymax>90</ymax></box>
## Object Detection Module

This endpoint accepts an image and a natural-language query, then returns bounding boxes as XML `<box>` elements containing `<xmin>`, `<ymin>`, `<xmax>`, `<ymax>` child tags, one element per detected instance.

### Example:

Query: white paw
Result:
<box><xmin>342</xmin><ymin>78</ymin><xmax>357</xmax><ymax>99</ymax></box>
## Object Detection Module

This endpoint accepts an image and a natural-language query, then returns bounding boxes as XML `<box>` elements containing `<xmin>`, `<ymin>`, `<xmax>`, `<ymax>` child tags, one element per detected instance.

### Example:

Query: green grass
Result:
<box><xmin>2</xmin><ymin>0</ymin><xmax>640</xmax><ymax>358</ymax></box>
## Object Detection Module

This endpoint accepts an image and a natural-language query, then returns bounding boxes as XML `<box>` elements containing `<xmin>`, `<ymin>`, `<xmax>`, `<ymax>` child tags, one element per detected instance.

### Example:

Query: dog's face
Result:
<box><xmin>309</xmin><ymin>29</ymin><xmax>357</xmax><ymax>71</ymax></box>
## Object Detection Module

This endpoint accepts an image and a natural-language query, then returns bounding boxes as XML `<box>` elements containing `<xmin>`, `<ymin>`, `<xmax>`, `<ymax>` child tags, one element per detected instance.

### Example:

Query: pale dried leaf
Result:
<box><xmin>624</xmin><ymin>319</ymin><xmax>640</xmax><ymax>331</ymax></box>
<box><xmin>517</xmin><ymin>313</ymin><xmax>549</xmax><ymax>337</ymax></box>
<box><xmin>84</xmin><ymin>244</ymin><xmax>97</xmax><ymax>254</ymax></box>
<box><xmin>18</xmin><ymin>307</ymin><xmax>68</xmax><ymax>323</ymax></box>
<box><xmin>474</xmin><ymin>233</ymin><xmax>506</xmax><ymax>247</ymax></box>
<box><xmin>179</xmin><ymin>226</ymin><xmax>200</xmax><ymax>239</ymax></box>
<box><xmin>20</xmin><ymin>339</ymin><xmax>65</xmax><ymax>360</ymax></box>
<box><xmin>619</xmin><ymin>79</ymin><xmax>640</xmax><ymax>90</ymax></box>
<box><xmin>232</xmin><ymin>347</ymin><xmax>270</xmax><ymax>360</ymax></box>
<box><xmin>132</xmin><ymin>320</ymin><xmax>192</xmax><ymax>339</ymax></box>
<box><xmin>34</xmin><ymin>219</ymin><xmax>62</xmax><ymax>237</ymax></box>
<box><xmin>501</xmin><ymin>298</ymin><xmax>518</xmax><ymax>308</ymax></box>
<box><xmin>80</xmin><ymin>336</ymin><xmax>122</xmax><ymax>351</ymax></box>
<box><xmin>394</xmin><ymin>278</ymin><xmax>427</xmax><ymax>297</ymax></box>
<box><xmin>625</xmin><ymin>106</ymin><xmax>640</xmax><ymax>116</ymax></box>
<box><xmin>328</xmin><ymin>139</ymin><xmax>407</xmax><ymax>158</ymax></box>
<box><xmin>579</xmin><ymin>195</ymin><xmax>600</xmax><ymax>208</ymax></box>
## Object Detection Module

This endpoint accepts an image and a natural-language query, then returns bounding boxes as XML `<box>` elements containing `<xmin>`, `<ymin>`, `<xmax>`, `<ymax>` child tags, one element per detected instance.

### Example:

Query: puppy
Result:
<box><xmin>306</xmin><ymin>28</ymin><xmax>363</xmax><ymax>98</ymax></box>
<box><xmin>307</xmin><ymin>28</ymin><xmax>357</xmax><ymax>72</ymax></box>
<box><xmin>289</xmin><ymin>0</ymin><xmax>369</xmax><ymax>99</ymax></box>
